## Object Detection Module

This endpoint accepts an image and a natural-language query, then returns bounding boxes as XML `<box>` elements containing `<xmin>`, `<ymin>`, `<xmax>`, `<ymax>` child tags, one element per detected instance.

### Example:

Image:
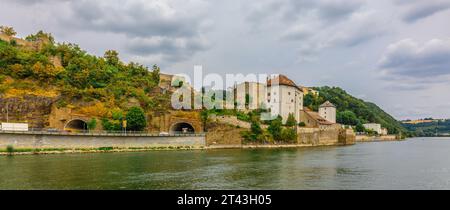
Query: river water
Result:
<box><xmin>1</xmin><ymin>137</ymin><xmax>449</xmax><ymax>190</ymax></box>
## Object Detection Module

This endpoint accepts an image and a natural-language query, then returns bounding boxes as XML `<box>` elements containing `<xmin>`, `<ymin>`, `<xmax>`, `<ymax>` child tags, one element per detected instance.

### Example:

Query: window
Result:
<box><xmin>268</xmin><ymin>99</ymin><xmax>271</xmax><ymax>103</ymax></box>
<box><xmin>268</xmin><ymin>93</ymin><xmax>271</xmax><ymax>96</ymax></box>
<box><xmin>291</xmin><ymin>99</ymin><xmax>294</xmax><ymax>103</ymax></box>
<box><xmin>288</xmin><ymin>92</ymin><xmax>291</xmax><ymax>95</ymax></box>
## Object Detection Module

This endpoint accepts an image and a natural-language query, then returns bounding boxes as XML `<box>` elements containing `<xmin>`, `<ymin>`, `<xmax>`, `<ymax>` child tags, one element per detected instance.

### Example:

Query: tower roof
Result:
<box><xmin>320</xmin><ymin>101</ymin><xmax>336</xmax><ymax>108</ymax></box>
<box><xmin>267</xmin><ymin>75</ymin><xmax>302</xmax><ymax>91</ymax></box>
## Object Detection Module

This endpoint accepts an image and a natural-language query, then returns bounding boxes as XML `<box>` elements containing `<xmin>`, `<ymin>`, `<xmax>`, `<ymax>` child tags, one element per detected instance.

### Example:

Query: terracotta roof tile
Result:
<box><xmin>267</xmin><ymin>75</ymin><xmax>301</xmax><ymax>91</ymax></box>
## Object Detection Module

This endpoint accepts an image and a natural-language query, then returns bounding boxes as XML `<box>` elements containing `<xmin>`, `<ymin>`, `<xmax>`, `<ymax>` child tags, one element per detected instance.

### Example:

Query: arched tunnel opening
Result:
<box><xmin>65</xmin><ymin>119</ymin><xmax>88</xmax><ymax>132</ymax></box>
<box><xmin>170</xmin><ymin>122</ymin><xmax>195</xmax><ymax>134</ymax></box>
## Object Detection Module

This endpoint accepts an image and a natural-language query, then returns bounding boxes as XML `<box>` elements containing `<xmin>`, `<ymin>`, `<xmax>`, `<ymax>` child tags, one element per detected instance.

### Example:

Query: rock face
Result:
<box><xmin>0</xmin><ymin>95</ymin><xmax>57</xmax><ymax>128</ymax></box>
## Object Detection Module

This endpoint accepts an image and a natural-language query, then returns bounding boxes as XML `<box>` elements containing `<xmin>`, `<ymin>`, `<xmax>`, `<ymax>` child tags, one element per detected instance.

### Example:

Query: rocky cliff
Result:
<box><xmin>0</xmin><ymin>95</ymin><xmax>57</xmax><ymax>128</ymax></box>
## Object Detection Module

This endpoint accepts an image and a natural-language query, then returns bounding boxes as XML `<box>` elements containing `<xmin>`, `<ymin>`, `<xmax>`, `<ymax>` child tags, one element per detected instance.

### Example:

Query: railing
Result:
<box><xmin>0</xmin><ymin>129</ymin><xmax>206</xmax><ymax>137</ymax></box>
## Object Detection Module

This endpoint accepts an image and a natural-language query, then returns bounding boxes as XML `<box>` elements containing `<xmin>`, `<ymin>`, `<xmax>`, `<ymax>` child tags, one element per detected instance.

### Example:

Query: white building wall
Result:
<box><xmin>363</xmin><ymin>123</ymin><xmax>382</xmax><ymax>134</ymax></box>
<box><xmin>319</xmin><ymin>107</ymin><xmax>336</xmax><ymax>123</ymax></box>
<box><xmin>235</xmin><ymin>82</ymin><xmax>267</xmax><ymax>110</ymax></box>
<box><xmin>267</xmin><ymin>85</ymin><xmax>303</xmax><ymax>123</ymax></box>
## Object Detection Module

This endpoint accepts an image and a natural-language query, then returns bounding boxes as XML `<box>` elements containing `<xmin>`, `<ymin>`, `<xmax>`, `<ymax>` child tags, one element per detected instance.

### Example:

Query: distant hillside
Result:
<box><xmin>402</xmin><ymin>120</ymin><xmax>450</xmax><ymax>137</ymax></box>
<box><xmin>304</xmin><ymin>86</ymin><xmax>408</xmax><ymax>135</ymax></box>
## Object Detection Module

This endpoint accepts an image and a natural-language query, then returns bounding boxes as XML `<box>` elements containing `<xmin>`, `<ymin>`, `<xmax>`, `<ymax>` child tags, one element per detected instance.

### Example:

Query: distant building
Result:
<box><xmin>299</xmin><ymin>86</ymin><xmax>319</xmax><ymax>96</ymax></box>
<box><xmin>300</xmin><ymin>108</ymin><xmax>337</xmax><ymax>129</ymax></box>
<box><xmin>319</xmin><ymin>101</ymin><xmax>336</xmax><ymax>124</ymax></box>
<box><xmin>381</xmin><ymin>128</ymin><xmax>388</xmax><ymax>136</ymax></box>
<box><xmin>363</xmin><ymin>123</ymin><xmax>382</xmax><ymax>134</ymax></box>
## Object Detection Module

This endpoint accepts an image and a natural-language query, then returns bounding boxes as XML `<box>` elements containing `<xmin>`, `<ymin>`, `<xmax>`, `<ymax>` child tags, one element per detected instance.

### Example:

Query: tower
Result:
<box><xmin>319</xmin><ymin>101</ymin><xmax>336</xmax><ymax>123</ymax></box>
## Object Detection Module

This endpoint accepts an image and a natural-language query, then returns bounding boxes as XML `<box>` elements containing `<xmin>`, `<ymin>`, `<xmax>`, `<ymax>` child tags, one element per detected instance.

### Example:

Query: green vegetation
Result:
<box><xmin>243</xmin><ymin>115</ymin><xmax>298</xmax><ymax>144</ymax></box>
<box><xmin>6</xmin><ymin>145</ymin><xmax>14</xmax><ymax>155</ymax></box>
<box><xmin>126</xmin><ymin>106</ymin><xmax>147</xmax><ymax>131</ymax></box>
<box><xmin>268</xmin><ymin>116</ymin><xmax>283</xmax><ymax>141</ymax></box>
<box><xmin>304</xmin><ymin>87</ymin><xmax>407</xmax><ymax>135</ymax></box>
<box><xmin>87</xmin><ymin>118</ymin><xmax>97</xmax><ymax>131</ymax></box>
<box><xmin>0</xmin><ymin>28</ymin><xmax>168</xmax><ymax>124</ymax></box>
<box><xmin>0</xmin><ymin>26</ymin><xmax>16</xmax><ymax>36</ymax></box>
<box><xmin>285</xmin><ymin>113</ymin><xmax>297</xmax><ymax>127</ymax></box>
<box><xmin>101</xmin><ymin>109</ymin><xmax>124</xmax><ymax>131</ymax></box>
<box><xmin>403</xmin><ymin>119</ymin><xmax>450</xmax><ymax>137</ymax></box>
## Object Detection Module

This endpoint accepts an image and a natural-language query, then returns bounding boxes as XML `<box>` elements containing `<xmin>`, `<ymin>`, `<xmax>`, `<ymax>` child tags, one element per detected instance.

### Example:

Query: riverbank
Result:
<box><xmin>355</xmin><ymin>135</ymin><xmax>400</xmax><ymax>142</ymax></box>
<box><xmin>0</xmin><ymin>145</ymin><xmax>205</xmax><ymax>156</ymax></box>
<box><xmin>1</xmin><ymin>142</ymin><xmax>349</xmax><ymax>156</ymax></box>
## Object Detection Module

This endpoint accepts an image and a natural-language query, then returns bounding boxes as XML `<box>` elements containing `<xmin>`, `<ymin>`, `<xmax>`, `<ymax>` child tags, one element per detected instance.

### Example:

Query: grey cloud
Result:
<box><xmin>63</xmin><ymin>0</ymin><xmax>210</xmax><ymax>63</ymax></box>
<box><xmin>395</xmin><ymin>0</ymin><xmax>450</xmax><ymax>23</ymax></box>
<box><xmin>379</xmin><ymin>38</ymin><xmax>450</xmax><ymax>78</ymax></box>
<box><xmin>126</xmin><ymin>36</ymin><xmax>209</xmax><ymax>63</ymax></box>
<box><xmin>247</xmin><ymin>0</ymin><xmax>364</xmax><ymax>25</ymax></box>
<box><xmin>65</xmin><ymin>0</ymin><xmax>207</xmax><ymax>38</ymax></box>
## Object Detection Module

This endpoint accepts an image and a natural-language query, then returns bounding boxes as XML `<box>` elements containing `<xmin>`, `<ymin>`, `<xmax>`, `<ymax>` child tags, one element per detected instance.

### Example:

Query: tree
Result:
<box><xmin>355</xmin><ymin>122</ymin><xmax>365</xmax><ymax>133</ymax></box>
<box><xmin>337</xmin><ymin>110</ymin><xmax>359</xmax><ymax>125</ymax></box>
<box><xmin>200</xmin><ymin>110</ymin><xmax>209</xmax><ymax>132</ymax></box>
<box><xmin>286</xmin><ymin>113</ymin><xmax>297</xmax><ymax>127</ymax></box>
<box><xmin>303</xmin><ymin>93</ymin><xmax>314</xmax><ymax>107</ymax></box>
<box><xmin>126</xmin><ymin>106</ymin><xmax>147</xmax><ymax>131</ymax></box>
<box><xmin>104</xmin><ymin>50</ymin><xmax>119</xmax><ymax>66</ymax></box>
<box><xmin>250</xmin><ymin>119</ymin><xmax>263</xmax><ymax>136</ymax></box>
<box><xmin>25</xmin><ymin>30</ymin><xmax>54</xmax><ymax>44</ymax></box>
<box><xmin>0</xmin><ymin>26</ymin><xmax>16</xmax><ymax>36</ymax></box>
<box><xmin>151</xmin><ymin>64</ymin><xmax>160</xmax><ymax>84</ymax></box>
<box><xmin>87</xmin><ymin>118</ymin><xmax>97</xmax><ymax>132</ymax></box>
<box><xmin>281</xmin><ymin>128</ymin><xmax>298</xmax><ymax>143</ymax></box>
<box><xmin>268</xmin><ymin>116</ymin><xmax>283</xmax><ymax>141</ymax></box>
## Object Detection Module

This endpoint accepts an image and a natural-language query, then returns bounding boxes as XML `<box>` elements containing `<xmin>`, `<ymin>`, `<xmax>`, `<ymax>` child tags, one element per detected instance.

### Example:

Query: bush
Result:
<box><xmin>298</xmin><ymin>122</ymin><xmax>306</xmax><ymax>127</ymax></box>
<box><xmin>268</xmin><ymin>116</ymin><xmax>283</xmax><ymax>141</ymax></box>
<box><xmin>87</xmin><ymin>118</ymin><xmax>97</xmax><ymax>131</ymax></box>
<box><xmin>6</xmin><ymin>145</ymin><xmax>14</xmax><ymax>155</ymax></box>
<box><xmin>126</xmin><ymin>106</ymin><xmax>147</xmax><ymax>131</ymax></box>
<box><xmin>281</xmin><ymin>128</ymin><xmax>298</xmax><ymax>143</ymax></box>
<box><xmin>286</xmin><ymin>113</ymin><xmax>297</xmax><ymax>127</ymax></box>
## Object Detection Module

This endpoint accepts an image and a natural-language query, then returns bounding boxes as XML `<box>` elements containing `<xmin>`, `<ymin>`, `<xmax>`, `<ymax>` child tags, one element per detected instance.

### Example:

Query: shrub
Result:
<box><xmin>268</xmin><ymin>116</ymin><xmax>283</xmax><ymax>141</ymax></box>
<box><xmin>126</xmin><ymin>106</ymin><xmax>147</xmax><ymax>131</ymax></box>
<box><xmin>87</xmin><ymin>118</ymin><xmax>97</xmax><ymax>131</ymax></box>
<box><xmin>286</xmin><ymin>113</ymin><xmax>297</xmax><ymax>127</ymax></box>
<box><xmin>281</xmin><ymin>128</ymin><xmax>298</xmax><ymax>143</ymax></box>
<box><xmin>6</xmin><ymin>145</ymin><xmax>14</xmax><ymax>155</ymax></box>
<box><xmin>298</xmin><ymin>122</ymin><xmax>306</xmax><ymax>127</ymax></box>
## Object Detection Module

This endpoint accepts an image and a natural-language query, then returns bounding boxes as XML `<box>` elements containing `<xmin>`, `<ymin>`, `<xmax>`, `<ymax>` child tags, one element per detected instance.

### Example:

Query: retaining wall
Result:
<box><xmin>0</xmin><ymin>132</ymin><xmax>205</xmax><ymax>149</ymax></box>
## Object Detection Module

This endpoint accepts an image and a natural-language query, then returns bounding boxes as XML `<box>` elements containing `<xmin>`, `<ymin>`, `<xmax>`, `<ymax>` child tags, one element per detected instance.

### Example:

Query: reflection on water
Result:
<box><xmin>1</xmin><ymin>137</ymin><xmax>450</xmax><ymax>190</ymax></box>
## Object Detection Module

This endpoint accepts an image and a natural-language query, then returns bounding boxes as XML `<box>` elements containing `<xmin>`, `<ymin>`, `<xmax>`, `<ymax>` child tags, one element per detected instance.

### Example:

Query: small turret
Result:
<box><xmin>319</xmin><ymin>101</ymin><xmax>336</xmax><ymax>123</ymax></box>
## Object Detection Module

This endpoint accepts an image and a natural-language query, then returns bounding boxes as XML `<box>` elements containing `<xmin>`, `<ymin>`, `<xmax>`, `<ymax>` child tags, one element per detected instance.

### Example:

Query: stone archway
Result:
<box><xmin>64</xmin><ymin>119</ymin><xmax>88</xmax><ymax>132</ymax></box>
<box><xmin>170</xmin><ymin>122</ymin><xmax>195</xmax><ymax>134</ymax></box>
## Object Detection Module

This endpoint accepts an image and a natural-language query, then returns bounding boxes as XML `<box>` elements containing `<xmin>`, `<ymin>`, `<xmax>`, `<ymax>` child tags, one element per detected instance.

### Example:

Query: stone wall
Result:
<box><xmin>148</xmin><ymin>110</ymin><xmax>203</xmax><ymax>133</ymax></box>
<box><xmin>210</xmin><ymin>115</ymin><xmax>251</xmax><ymax>129</ymax></box>
<box><xmin>297</xmin><ymin>127</ymin><xmax>355</xmax><ymax>146</ymax></box>
<box><xmin>356</xmin><ymin>135</ymin><xmax>397</xmax><ymax>142</ymax></box>
<box><xmin>0</xmin><ymin>96</ymin><xmax>57</xmax><ymax>128</ymax></box>
<box><xmin>0</xmin><ymin>132</ymin><xmax>205</xmax><ymax>149</ymax></box>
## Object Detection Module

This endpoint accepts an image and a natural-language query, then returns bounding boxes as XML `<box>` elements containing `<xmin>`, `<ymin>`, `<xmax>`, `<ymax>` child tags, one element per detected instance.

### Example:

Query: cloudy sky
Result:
<box><xmin>1</xmin><ymin>0</ymin><xmax>450</xmax><ymax>120</ymax></box>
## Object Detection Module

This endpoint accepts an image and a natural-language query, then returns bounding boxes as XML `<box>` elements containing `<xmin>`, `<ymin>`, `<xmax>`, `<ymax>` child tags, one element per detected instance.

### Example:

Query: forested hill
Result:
<box><xmin>304</xmin><ymin>86</ymin><xmax>407</xmax><ymax>135</ymax></box>
<box><xmin>0</xmin><ymin>30</ymin><xmax>170</xmax><ymax>117</ymax></box>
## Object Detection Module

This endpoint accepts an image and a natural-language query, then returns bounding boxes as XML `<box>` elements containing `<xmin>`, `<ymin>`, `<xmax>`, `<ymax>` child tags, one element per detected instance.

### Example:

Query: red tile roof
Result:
<box><xmin>267</xmin><ymin>75</ymin><xmax>302</xmax><ymax>91</ymax></box>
